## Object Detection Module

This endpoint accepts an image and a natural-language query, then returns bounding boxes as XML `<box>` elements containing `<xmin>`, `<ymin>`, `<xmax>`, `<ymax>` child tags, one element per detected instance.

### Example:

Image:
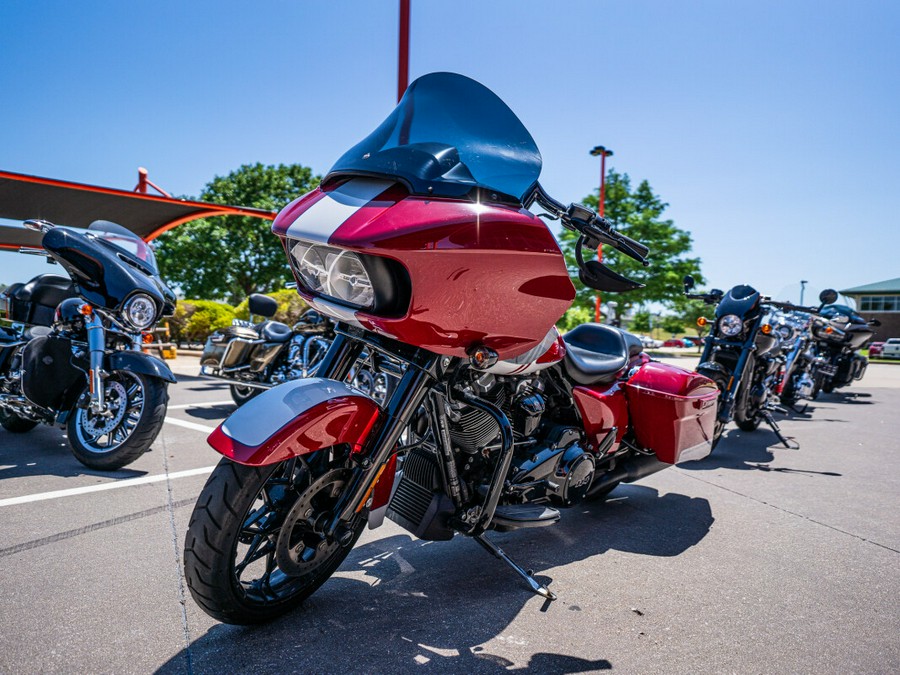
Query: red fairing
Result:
<box><xmin>208</xmin><ymin>395</ymin><xmax>381</xmax><ymax>466</ymax></box>
<box><xmin>572</xmin><ymin>382</ymin><xmax>629</xmax><ymax>454</ymax></box>
<box><xmin>623</xmin><ymin>362</ymin><xmax>719</xmax><ymax>464</ymax></box>
<box><xmin>273</xmin><ymin>182</ymin><xmax>575</xmax><ymax>360</ymax></box>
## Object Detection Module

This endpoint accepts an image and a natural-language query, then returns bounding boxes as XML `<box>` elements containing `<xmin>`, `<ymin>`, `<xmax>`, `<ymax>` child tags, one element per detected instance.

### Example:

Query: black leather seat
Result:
<box><xmin>257</xmin><ymin>320</ymin><xmax>293</xmax><ymax>343</ymax></box>
<box><xmin>562</xmin><ymin>323</ymin><xmax>644</xmax><ymax>385</ymax></box>
<box><xmin>12</xmin><ymin>274</ymin><xmax>77</xmax><ymax>326</ymax></box>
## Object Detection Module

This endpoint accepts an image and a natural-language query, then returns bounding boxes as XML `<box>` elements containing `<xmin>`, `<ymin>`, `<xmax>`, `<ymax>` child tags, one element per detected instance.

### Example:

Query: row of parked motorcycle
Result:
<box><xmin>0</xmin><ymin>73</ymin><xmax>881</xmax><ymax>627</ymax></box>
<box><xmin>681</xmin><ymin>275</ymin><xmax>877</xmax><ymax>449</ymax></box>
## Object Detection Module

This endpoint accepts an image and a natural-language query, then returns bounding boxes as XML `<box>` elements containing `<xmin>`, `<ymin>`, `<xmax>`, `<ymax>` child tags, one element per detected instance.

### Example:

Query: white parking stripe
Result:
<box><xmin>167</xmin><ymin>400</ymin><xmax>235</xmax><ymax>410</ymax></box>
<box><xmin>0</xmin><ymin>467</ymin><xmax>216</xmax><ymax>508</ymax></box>
<box><xmin>164</xmin><ymin>417</ymin><xmax>217</xmax><ymax>433</ymax></box>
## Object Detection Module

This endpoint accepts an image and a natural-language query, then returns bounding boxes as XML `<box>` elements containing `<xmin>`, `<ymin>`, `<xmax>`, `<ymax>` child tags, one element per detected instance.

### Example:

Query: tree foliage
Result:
<box><xmin>155</xmin><ymin>163</ymin><xmax>320</xmax><ymax>304</ymax></box>
<box><xmin>558</xmin><ymin>170</ymin><xmax>704</xmax><ymax>315</ymax></box>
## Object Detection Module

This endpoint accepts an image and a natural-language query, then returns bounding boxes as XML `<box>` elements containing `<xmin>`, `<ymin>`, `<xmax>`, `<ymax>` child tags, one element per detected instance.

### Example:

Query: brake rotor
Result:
<box><xmin>275</xmin><ymin>467</ymin><xmax>354</xmax><ymax>576</ymax></box>
<box><xmin>81</xmin><ymin>380</ymin><xmax>128</xmax><ymax>436</ymax></box>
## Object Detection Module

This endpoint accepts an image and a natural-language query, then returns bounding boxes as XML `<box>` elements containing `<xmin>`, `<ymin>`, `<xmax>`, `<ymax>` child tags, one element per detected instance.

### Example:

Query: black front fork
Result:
<box><xmin>314</xmin><ymin>327</ymin><xmax>446</xmax><ymax>541</ymax></box>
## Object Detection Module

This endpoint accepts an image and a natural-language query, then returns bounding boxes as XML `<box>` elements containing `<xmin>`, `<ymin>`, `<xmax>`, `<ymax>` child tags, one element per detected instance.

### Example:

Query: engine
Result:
<box><xmin>385</xmin><ymin>371</ymin><xmax>595</xmax><ymax>540</ymax></box>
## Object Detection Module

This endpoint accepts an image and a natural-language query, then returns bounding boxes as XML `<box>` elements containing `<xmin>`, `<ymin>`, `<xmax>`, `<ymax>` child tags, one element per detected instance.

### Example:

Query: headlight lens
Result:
<box><xmin>718</xmin><ymin>314</ymin><xmax>743</xmax><ymax>337</ymax></box>
<box><xmin>289</xmin><ymin>241</ymin><xmax>374</xmax><ymax>310</ymax></box>
<box><xmin>123</xmin><ymin>293</ymin><xmax>158</xmax><ymax>330</ymax></box>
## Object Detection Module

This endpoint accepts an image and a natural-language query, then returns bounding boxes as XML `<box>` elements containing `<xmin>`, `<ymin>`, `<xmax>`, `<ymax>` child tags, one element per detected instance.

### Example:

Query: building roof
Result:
<box><xmin>840</xmin><ymin>278</ymin><xmax>900</xmax><ymax>295</ymax></box>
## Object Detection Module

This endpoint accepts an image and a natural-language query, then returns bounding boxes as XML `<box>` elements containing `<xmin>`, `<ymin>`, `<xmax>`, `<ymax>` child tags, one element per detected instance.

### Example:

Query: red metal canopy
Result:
<box><xmin>0</xmin><ymin>169</ymin><xmax>276</xmax><ymax>250</ymax></box>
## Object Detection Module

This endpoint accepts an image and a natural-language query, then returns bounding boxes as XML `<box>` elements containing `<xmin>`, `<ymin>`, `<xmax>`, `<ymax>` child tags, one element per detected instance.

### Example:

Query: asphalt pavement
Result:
<box><xmin>0</xmin><ymin>356</ymin><xmax>897</xmax><ymax>674</ymax></box>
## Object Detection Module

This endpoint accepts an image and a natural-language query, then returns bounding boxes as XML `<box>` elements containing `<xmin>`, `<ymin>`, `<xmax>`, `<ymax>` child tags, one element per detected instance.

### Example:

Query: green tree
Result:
<box><xmin>629</xmin><ymin>310</ymin><xmax>652</xmax><ymax>334</ymax></box>
<box><xmin>674</xmin><ymin>297</ymin><xmax>713</xmax><ymax>339</ymax></box>
<box><xmin>660</xmin><ymin>314</ymin><xmax>685</xmax><ymax>335</ymax></box>
<box><xmin>559</xmin><ymin>170</ymin><xmax>704</xmax><ymax>315</ymax></box>
<box><xmin>155</xmin><ymin>163</ymin><xmax>320</xmax><ymax>304</ymax></box>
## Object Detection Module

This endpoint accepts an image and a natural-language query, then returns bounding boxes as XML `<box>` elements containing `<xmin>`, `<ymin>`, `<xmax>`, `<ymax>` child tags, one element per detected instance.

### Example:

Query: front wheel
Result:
<box><xmin>697</xmin><ymin>367</ymin><xmax>727</xmax><ymax>451</ymax></box>
<box><xmin>67</xmin><ymin>370</ymin><xmax>168</xmax><ymax>470</ymax></box>
<box><xmin>230</xmin><ymin>383</ymin><xmax>261</xmax><ymax>406</ymax></box>
<box><xmin>184</xmin><ymin>452</ymin><xmax>365</xmax><ymax>625</ymax></box>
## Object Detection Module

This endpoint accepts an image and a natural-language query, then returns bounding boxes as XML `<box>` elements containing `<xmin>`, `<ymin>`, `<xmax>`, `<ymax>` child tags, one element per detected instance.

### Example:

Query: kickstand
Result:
<box><xmin>474</xmin><ymin>534</ymin><xmax>557</xmax><ymax>601</ymax></box>
<box><xmin>760</xmin><ymin>410</ymin><xmax>799</xmax><ymax>449</ymax></box>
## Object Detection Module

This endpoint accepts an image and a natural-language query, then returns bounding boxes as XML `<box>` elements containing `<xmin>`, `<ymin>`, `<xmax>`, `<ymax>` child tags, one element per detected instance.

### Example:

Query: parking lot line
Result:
<box><xmin>167</xmin><ymin>400</ymin><xmax>235</xmax><ymax>410</ymax></box>
<box><xmin>164</xmin><ymin>417</ymin><xmax>217</xmax><ymax>433</ymax></box>
<box><xmin>0</xmin><ymin>466</ymin><xmax>216</xmax><ymax>508</ymax></box>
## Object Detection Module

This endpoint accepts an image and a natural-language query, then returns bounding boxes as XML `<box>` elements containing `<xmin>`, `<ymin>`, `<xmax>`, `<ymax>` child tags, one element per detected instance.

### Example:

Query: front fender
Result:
<box><xmin>106</xmin><ymin>350</ymin><xmax>176</xmax><ymax>383</ymax></box>
<box><xmin>207</xmin><ymin>378</ymin><xmax>382</xmax><ymax>466</ymax></box>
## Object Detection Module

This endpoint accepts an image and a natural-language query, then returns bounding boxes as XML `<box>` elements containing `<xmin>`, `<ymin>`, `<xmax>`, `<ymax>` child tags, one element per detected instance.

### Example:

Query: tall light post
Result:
<box><xmin>800</xmin><ymin>279</ymin><xmax>808</xmax><ymax>305</ymax></box>
<box><xmin>590</xmin><ymin>145</ymin><xmax>613</xmax><ymax>322</ymax></box>
<box><xmin>397</xmin><ymin>0</ymin><xmax>410</xmax><ymax>102</ymax></box>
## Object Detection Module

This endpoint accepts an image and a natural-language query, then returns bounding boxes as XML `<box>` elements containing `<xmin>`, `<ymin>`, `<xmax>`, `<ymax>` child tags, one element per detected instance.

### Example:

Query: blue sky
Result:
<box><xmin>1</xmin><ymin>0</ymin><xmax>897</xmax><ymax>305</ymax></box>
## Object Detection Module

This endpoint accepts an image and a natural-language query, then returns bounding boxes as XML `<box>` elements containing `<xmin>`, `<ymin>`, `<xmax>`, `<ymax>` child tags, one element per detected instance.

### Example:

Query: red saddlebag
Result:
<box><xmin>623</xmin><ymin>361</ymin><xmax>719</xmax><ymax>464</ymax></box>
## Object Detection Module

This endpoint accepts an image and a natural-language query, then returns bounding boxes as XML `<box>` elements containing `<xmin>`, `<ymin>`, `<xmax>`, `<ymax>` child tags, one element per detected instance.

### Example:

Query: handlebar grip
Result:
<box><xmin>613</xmin><ymin>230</ymin><xmax>650</xmax><ymax>259</ymax></box>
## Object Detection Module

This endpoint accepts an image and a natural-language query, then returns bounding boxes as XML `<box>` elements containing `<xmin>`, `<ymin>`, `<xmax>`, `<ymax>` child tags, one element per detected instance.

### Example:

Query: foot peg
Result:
<box><xmin>474</xmin><ymin>534</ymin><xmax>556</xmax><ymax>601</ymax></box>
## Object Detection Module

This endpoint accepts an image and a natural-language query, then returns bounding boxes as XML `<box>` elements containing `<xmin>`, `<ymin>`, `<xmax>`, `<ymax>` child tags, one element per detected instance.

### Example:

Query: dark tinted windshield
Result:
<box><xmin>328</xmin><ymin>72</ymin><xmax>542</xmax><ymax>201</ymax></box>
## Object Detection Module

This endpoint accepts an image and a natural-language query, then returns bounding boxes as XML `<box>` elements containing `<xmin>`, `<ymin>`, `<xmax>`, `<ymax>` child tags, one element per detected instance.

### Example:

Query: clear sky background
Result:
<box><xmin>1</xmin><ymin>0</ymin><xmax>897</xmax><ymax>306</ymax></box>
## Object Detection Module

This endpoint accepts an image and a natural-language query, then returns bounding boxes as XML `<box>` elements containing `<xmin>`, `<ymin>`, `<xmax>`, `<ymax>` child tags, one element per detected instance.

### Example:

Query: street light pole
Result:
<box><xmin>397</xmin><ymin>0</ymin><xmax>410</xmax><ymax>102</ymax></box>
<box><xmin>590</xmin><ymin>145</ymin><xmax>613</xmax><ymax>322</ymax></box>
<box><xmin>800</xmin><ymin>279</ymin><xmax>808</xmax><ymax>306</ymax></box>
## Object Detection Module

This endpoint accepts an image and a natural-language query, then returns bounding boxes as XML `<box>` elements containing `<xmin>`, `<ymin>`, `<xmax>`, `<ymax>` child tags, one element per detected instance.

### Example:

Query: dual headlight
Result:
<box><xmin>286</xmin><ymin>238</ymin><xmax>410</xmax><ymax>315</ymax></box>
<box><xmin>123</xmin><ymin>293</ymin><xmax>158</xmax><ymax>331</ymax></box>
<box><xmin>290</xmin><ymin>241</ymin><xmax>375</xmax><ymax>309</ymax></box>
<box><xmin>718</xmin><ymin>314</ymin><xmax>744</xmax><ymax>337</ymax></box>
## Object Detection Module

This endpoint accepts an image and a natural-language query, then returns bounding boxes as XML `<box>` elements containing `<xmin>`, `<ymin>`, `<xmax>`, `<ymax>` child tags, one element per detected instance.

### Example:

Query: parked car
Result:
<box><xmin>663</xmin><ymin>338</ymin><xmax>687</xmax><ymax>348</ymax></box>
<box><xmin>868</xmin><ymin>341</ymin><xmax>885</xmax><ymax>358</ymax></box>
<box><xmin>881</xmin><ymin>338</ymin><xmax>900</xmax><ymax>359</ymax></box>
<box><xmin>681</xmin><ymin>336</ymin><xmax>703</xmax><ymax>347</ymax></box>
<box><xmin>638</xmin><ymin>334</ymin><xmax>663</xmax><ymax>348</ymax></box>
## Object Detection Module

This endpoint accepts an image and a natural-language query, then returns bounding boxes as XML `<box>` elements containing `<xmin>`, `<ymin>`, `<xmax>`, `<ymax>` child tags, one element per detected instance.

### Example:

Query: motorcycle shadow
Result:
<box><xmin>159</xmin><ymin>485</ymin><xmax>712</xmax><ymax>674</ymax></box>
<box><xmin>680</xmin><ymin>420</ymin><xmax>842</xmax><ymax>476</ymax></box>
<box><xmin>0</xmin><ymin>426</ymin><xmax>146</xmax><ymax>481</ymax></box>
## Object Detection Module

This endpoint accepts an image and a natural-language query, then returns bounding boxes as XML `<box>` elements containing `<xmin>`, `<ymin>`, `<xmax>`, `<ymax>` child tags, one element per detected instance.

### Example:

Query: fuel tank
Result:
<box><xmin>273</xmin><ymin>179</ymin><xmax>576</xmax><ymax>360</ymax></box>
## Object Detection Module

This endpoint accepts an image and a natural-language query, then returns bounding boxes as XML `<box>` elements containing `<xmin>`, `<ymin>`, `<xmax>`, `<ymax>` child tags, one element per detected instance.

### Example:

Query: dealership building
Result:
<box><xmin>840</xmin><ymin>277</ymin><xmax>900</xmax><ymax>340</ymax></box>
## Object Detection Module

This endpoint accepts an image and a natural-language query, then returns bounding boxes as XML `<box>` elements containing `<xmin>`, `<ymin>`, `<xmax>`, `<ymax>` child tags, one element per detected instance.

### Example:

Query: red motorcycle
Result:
<box><xmin>184</xmin><ymin>73</ymin><xmax>719</xmax><ymax>624</ymax></box>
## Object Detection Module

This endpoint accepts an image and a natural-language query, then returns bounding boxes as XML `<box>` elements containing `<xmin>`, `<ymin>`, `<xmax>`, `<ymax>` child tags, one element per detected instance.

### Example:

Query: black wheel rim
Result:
<box><xmin>230</xmin><ymin>454</ymin><xmax>357</xmax><ymax>605</ymax></box>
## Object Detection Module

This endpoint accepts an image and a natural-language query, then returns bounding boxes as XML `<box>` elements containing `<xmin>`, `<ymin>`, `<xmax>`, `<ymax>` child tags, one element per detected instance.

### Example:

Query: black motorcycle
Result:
<box><xmin>200</xmin><ymin>294</ymin><xmax>334</xmax><ymax>405</ymax></box>
<box><xmin>0</xmin><ymin>219</ymin><xmax>177</xmax><ymax>470</ymax></box>
<box><xmin>683</xmin><ymin>276</ymin><xmax>820</xmax><ymax>448</ymax></box>
<box><xmin>810</xmin><ymin>302</ymin><xmax>879</xmax><ymax>394</ymax></box>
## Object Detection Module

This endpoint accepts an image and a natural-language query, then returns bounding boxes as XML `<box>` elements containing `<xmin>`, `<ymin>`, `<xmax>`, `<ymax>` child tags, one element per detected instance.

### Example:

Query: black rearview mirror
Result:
<box><xmin>819</xmin><ymin>289</ymin><xmax>838</xmax><ymax>305</ymax></box>
<box><xmin>683</xmin><ymin>275</ymin><xmax>695</xmax><ymax>293</ymax></box>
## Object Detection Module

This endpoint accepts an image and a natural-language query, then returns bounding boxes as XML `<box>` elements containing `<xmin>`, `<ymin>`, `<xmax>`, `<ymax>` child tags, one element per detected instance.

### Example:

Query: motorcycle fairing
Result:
<box><xmin>274</xmin><ymin>179</ymin><xmax>575</xmax><ymax>361</ymax></box>
<box><xmin>207</xmin><ymin>378</ymin><xmax>382</xmax><ymax>466</ymax></box>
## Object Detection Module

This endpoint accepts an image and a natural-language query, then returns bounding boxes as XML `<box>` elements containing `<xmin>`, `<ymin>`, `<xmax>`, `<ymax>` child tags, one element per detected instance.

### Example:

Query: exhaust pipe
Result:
<box><xmin>586</xmin><ymin>453</ymin><xmax>667</xmax><ymax>498</ymax></box>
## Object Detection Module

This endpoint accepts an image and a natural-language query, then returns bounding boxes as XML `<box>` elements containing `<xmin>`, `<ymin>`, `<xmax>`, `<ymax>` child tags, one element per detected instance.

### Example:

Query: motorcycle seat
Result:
<box><xmin>562</xmin><ymin>323</ymin><xmax>643</xmax><ymax>386</ymax></box>
<box><xmin>257</xmin><ymin>320</ymin><xmax>293</xmax><ymax>343</ymax></box>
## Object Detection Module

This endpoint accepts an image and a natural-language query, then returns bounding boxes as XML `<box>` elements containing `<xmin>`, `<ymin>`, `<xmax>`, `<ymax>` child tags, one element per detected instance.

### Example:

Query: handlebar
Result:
<box><xmin>530</xmin><ymin>185</ymin><xmax>650</xmax><ymax>266</ymax></box>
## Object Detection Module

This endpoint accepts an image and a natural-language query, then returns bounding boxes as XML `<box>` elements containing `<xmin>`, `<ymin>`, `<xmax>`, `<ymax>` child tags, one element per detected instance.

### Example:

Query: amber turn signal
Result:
<box><xmin>696</xmin><ymin>317</ymin><xmax>708</xmax><ymax>327</ymax></box>
<box><xmin>80</xmin><ymin>304</ymin><xmax>93</xmax><ymax>316</ymax></box>
<box><xmin>142</xmin><ymin>332</ymin><xmax>155</xmax><ymax>344</ymax></box>
<box><xmin>469</xmin><ymin>345</ymin><xmax>499</xmax><ymax>370</ymax></box>
<box><xmin>760</xmin><ymin>324</ymin><xmax>772</xmax><ymax>335</ymax></box>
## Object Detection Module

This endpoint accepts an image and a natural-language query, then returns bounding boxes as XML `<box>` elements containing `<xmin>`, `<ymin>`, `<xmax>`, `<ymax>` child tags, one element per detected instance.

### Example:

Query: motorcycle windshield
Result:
<box><xmin>87</xmin><ymin>220</ymin><xmax>159</xmax><ymax>274</ymax></box>
<box><xmin>328</xmin><ymin>72</ymin><xmax>542</xmax><ymax>202</ymax></box>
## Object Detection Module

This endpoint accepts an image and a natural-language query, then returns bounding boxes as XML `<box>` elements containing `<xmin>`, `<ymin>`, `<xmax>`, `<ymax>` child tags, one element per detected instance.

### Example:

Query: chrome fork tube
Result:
<box><xmin>83</xmin><ymin>307</ymin><xmax>106</xmax><ymax>413</ymax></box>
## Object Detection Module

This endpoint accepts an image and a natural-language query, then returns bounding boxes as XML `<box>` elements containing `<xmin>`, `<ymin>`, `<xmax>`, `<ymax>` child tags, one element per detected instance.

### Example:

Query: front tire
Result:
<box><xmin>67</xmin><ymin>370</ymin><xmax>168</xmax><ymax>470</ymax></box>
<box><xmin>697</xmin><ymin>367</ymin><xmax>727</xmax><ymax>450</ymax></box>
<box><xmin>230</xmin><ymin>383</ymin><xmax>261</xmax><ymax>406</ymax></box>
<box><xmin>184</xmin><ymin>453</ymin><xmax>365</xmax><ymax>625</ymax></box>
